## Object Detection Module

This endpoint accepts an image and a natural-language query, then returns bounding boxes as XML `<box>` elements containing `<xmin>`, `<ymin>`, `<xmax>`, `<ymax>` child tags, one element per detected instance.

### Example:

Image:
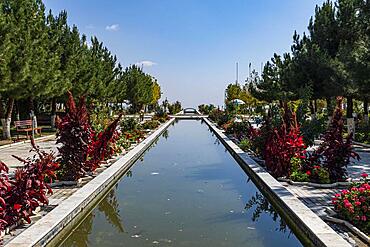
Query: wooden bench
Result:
<box><xmin>14</xmin><ymin>120</ymin><xmax>42</xmax><ymax>139</ymax></box>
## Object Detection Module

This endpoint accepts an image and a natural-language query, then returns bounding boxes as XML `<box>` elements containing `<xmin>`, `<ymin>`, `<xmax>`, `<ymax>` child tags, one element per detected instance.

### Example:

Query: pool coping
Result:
<box><xmin>5</xmin><ymin>118</ymin><xmax>175</xmax><ymax>247</ymax></box>
<box><xmin>203</xmin><ymin>118</ymin><xmax>351</xmax><ymax>247</ymax></box>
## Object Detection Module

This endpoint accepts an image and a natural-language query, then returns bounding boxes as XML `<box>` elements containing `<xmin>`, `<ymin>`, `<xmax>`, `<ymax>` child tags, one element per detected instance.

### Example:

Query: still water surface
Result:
<box><xmin>59</xmin><ymin>120</ymin><xmax>303</xmax><ymax>247</ymax></box>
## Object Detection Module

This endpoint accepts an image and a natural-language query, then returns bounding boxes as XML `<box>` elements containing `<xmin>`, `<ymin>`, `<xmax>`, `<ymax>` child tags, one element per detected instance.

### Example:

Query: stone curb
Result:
<box><xmin>323</xmin><ymin>207</ymin><xmax>370</xmax><ymax>245</ymax></box>
<box><xmin>353</xmin><ymin>141</ymin><xmax>370</xmax><ymax>149</ymax></box>
<box><xmin>324</xmin><ymin>216</ymin><xmax>370</xmax><ymax>245</ymax></box>
<box><xmin>5</xmin><ymin>118</ymin><xmax>175</xmax><ymax>247</ymax></box>
<box><xmin>0</xmin><ymin>134</ymin><xmax>55</xmax><ymax>150</ymax></box>
<box><xmin>203</xmin><ymin>118</ymin><xmax>351</xmax><ymax>247</ymax></box>
<box><xmin>277</xmin><ymin>178</ymin><xmax>351</xmax><ymax>188</ymax></box>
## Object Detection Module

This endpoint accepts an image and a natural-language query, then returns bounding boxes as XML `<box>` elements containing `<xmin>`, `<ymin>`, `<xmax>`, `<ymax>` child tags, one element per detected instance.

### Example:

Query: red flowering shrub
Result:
<box><xmin>86</xmin><ymin>115</ymin><xmax>122</xmax><ymax>171</ymax></box>
<box><xmin>315</xmin><ymin>97</ymin><xmax>360</xmax><ymax>181</ymax></box>
<box><xmin>332</xmin><ymin>174</ymin><xmax>369</xmax><ymax>234</ymax></box>
<box><xmin>0</xmin><ymin>140</ymin><xmax>59</xmax><ymax>231</ymax></box>
<box><xmin>57</xmin><ymin>92</ymin><xmax>128</xmax><ymax>180</ymax></box>
<box><xmin>56</xmin><ymin>92</ymin><xmax>93</xmax><ymax>181</ymax></box>
<box><xmin>264</xmin><ymin>108</ymin><xmax>306</xmax><ymax>178</ymax></box>
<box><xmin>0</xmin><ymin>162</ymin><xmax>10</xmax><ymax>231</ymax></box>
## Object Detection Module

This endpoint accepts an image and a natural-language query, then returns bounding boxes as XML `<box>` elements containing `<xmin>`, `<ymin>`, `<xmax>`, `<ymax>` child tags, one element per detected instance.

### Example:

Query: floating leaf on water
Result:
<box><xmin>131</xmin><ymin>234</ymin><xmax>141</xmax><ymax>238</ymax></box>
<box><xmin>247</xmin><ymin>226</ymin><xmax>256</xmax><ymax>230</ymax></box>
<box><xmin>151</xmin><ymin>172</ymin><xmax>159</xmax><ymax>175</ymax></box>
<box><xmin>197</xmin><ymin>189</ymin><xmax>204</xmax><ymax>193</ymax></box>
<box><xmin>152</xmin><ymin>240</ymin><xmax>159</xmax><ymax>244</ymax></box>
<box><xmin>229</xmin><ymin>210</ymin><xmax>234</xmax><ymax>213</ymax></box>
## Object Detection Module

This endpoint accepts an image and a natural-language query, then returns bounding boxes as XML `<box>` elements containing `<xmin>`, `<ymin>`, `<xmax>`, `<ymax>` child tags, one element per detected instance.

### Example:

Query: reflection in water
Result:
<box><xmin>62</xmin><ymin>213</ymin><xmax>94</xmax><ymax>247</ymax></box>
<box><xmin>60</xmin><ymin>187</ymin><xmax>124</xmax><ymax>247</ymax></box>
<box><xmin>245</xmin><ymin>192</ymin><xmax>290</xmax><ymax>235</ymax></box>
<box><xmin>98</xmin><ymin>187</ymin><xmax>125</xmax><ymax>233</ymax></box>
<box><xmin>162</xmin><ymin>129</ymin><xmax>169</xmax><ymax>139</ymax></box>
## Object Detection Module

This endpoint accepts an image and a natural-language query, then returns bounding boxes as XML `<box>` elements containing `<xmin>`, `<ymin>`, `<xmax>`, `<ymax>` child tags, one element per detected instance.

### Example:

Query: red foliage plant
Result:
<box><xmin>0</xmin><ymin>139</ymin><xmax>59</xmax><ymax>231</ymax></box>
<box><xmin>86</xmin><ymin>114</ymin><xmax>122</xmax><ymax>171</ymax></box>
<box><xmin>264</xmin><ymin>106</ymin><xmax>306</xmax><ymax>178</ymax></box>
<box><xmin>56</xmin><ymin>91</ymin><xmax>93</xmax><ymax>181</ymax></box>
<box><xmin>314</xmin><ymin>97</ymin><xmax>360</xmax><ymax>181</ymax></box>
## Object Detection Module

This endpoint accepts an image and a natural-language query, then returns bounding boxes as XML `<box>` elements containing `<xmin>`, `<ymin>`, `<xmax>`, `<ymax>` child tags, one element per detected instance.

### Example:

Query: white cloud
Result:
<box><xmin>105</xmin><ymin>24</ymin><xmax>120</xmax><ymax>32</ymax></box>
<box><xmin>135</xmin><ymin>60</ymin><xmax>157</xmax><ymax>67</ymax></box>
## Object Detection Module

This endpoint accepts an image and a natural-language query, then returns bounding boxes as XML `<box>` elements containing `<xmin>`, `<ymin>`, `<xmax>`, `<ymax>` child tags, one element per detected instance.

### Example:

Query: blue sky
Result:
<box><xmin>44</xmin><ymin>0</ymin><xmax>323</xmax><ymax>107</ymax></box>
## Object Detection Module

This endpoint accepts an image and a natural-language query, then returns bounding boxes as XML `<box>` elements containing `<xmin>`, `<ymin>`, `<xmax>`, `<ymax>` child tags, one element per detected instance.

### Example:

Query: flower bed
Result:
<box><xmin>332</xmin><ymin>173</ymin><xmax>369</xmax><ymax>235</ymax></box>
<box><xmin>214</xmin><ymin>98</ymin><xmax>359</xmax><ymax>185</ymax></box>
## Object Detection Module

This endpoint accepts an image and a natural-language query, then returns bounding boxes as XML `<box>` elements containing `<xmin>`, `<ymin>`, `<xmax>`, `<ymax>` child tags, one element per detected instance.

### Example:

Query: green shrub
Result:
<box><xmin>300</xmin><ymin>116</ymin><xmax>326</xmax><ymax>146</ymax></box>
<box><xmin>121</xmin><ymin>118</ymin><xmax>138</xmax><ymax>132</ymax></box>
<box><xmin>290</xmin><ymin>171</ymin><xmax>310</xmax><ymax>182</ymax></box>
<box><xmin>239</xmin><ymin>138</ymin><xmax>251</xmax><ymax>151</ymax></box>
<box><xmin>141</xmin><ymin>120</ymin><xmax>160</xmax><ymax>130</ymax></box>
<box><xmin>168</xmin><ymin>101</ymin><xmax>182</xmax><ymax>114</ymax></box>
<box><xmin>316</xmin><ymin>167</ymin><xmax>330</xmax><ymax>184</ymax></box>
<box><xmin>355</xmin><ymin>122</ymin><xmax>370</xmax><ymax>144</ymax></box>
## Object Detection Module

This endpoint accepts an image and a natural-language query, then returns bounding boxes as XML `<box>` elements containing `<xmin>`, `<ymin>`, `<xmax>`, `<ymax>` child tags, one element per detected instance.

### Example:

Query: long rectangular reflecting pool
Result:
<box><xmin>57</xmin><ymin>120</ymin><xmax>305</xmax><ymax>247</ymax></box>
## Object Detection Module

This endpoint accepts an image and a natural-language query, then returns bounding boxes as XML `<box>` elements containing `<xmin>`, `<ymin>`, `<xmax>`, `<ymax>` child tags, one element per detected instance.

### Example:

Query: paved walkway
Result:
<box><xmin>0</xmin><ymin>136</ymin><xmax>57</xmax><ymax>173</ymax></box>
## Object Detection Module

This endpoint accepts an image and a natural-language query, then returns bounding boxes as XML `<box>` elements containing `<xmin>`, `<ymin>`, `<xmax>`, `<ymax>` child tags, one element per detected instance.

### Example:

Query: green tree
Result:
<box><xmin>125</xmin><ymin>65</ymin><xmax>160</xmax><ymax>113</ymax></box>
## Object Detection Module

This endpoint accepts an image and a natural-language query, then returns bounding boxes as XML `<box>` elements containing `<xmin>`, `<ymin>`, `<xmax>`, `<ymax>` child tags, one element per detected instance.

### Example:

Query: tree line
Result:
<box><xmin>244</xmin><ymin>0</ymin><xmax>369</xmax><ymax>131</ymax></box>
<box><xmin>0</xmin><ymin>0</ymin><xmax>161</xmax><ymax>139</ymax></box>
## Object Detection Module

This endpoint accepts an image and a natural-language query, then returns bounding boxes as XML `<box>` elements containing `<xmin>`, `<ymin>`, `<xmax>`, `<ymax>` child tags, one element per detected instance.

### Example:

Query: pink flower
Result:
<box><xmin>306</xmin><ymin>171</ymin><xmax>311</xmax><ymax>176</ymax></box>
<box><xmin>341</xmin><ymin>189</ymin><xmax>349</xmax><ymax>195</ymax></box>
<box><xmin>361</xmin><ymin>173</ymin><xmax>368</xmax><ymax>178</ymax></box>
<box><xmin>361</xmin><ymin>216</ymin><xmax>367</xmax><ymax>221</ymax></box>
<box><xmin>354</xmin><ymin>201</ymin><xmax>361</xmax><ymax>206</ymax></box>
<box><xmin>344</xmin><ymin>202</ymin><xmax>352</xmax><ymax>209</ymax></box>
<box><xmin>361</xmin><ymin>183</ymin><xmax>370</xmax><ymax>190</ymax></box>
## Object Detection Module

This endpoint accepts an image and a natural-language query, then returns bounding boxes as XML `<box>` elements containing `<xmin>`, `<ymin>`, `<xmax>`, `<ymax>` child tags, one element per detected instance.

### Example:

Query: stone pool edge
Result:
<box><xmin>6</xmin><ymin>118</ymin><xmax>176</xmax><ymax>247</ymax></box>
<box><xmin>203</xmin><ymin>117</ymin><xmax>350</xmax><ymax>247</ymax></box>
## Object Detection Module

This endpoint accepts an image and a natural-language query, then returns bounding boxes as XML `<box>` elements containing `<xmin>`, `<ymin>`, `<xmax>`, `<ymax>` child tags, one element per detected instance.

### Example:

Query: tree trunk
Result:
<box><xmin>51</xmin><ymin>98</ymin><xmax>57</xmax><ymax>130</ymax></box>
<box><xmin>28</xmin><ymin>97</ymin><xmax>38</xmax><ymax>134</ymax></box>
<box><xmin>278</xmin><ymin>100</ymin><xmax>283</xmax><ymax>109</ymax></box>
<box><xmin>0</xmin><ymin>98</ymin><xmax>14</xmax><ymax>139</ymax></box>
<box><xmin>346</xmin><ymin>96</ymin><xmax>355</xmax><ymax>135</ymax></box>
<box><xmin>309</xmin><ymin>100</ymin><xmax>316</xmax><ymax>120</ymax></box>
<box><xmin>326</xmin><ymin>97</ymin><xmax>333</xmax><ymax>125</ymax></box>
<box><xmin>364</xmin><ymin>99</ymin><xmax>369</xmax><ymax>124</ymax></box>
<box><xmin>15</xmin><ymin>100</ymin><xmax>20</xmax><ymax>121</ymax></box>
